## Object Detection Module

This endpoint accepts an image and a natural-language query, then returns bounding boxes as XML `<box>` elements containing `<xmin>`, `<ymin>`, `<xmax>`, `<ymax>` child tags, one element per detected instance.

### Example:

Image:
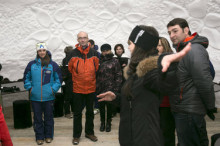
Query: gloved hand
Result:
<box><xmin>207</xmin><ymin>109</ymin><xmax>216</xmax><ymax>121</ymax></box>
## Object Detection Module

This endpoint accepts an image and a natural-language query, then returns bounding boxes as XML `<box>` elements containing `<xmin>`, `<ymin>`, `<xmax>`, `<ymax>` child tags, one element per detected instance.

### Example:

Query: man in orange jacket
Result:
<box><xmin>68</xmin><ymin>31</ymin><xmax>99</xmax><ymax>145</ymax></box>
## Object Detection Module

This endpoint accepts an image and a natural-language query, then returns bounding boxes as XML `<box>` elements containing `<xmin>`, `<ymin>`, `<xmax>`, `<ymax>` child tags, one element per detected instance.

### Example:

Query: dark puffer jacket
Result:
<box><xmin>96</xmin><ymin>53</ymin><xmax>122</xmax><ymax>94</ymax></box>
<box><xmin>169</xmin><ymin>32</ymin><xmax>215</xmax><ymax>115</ymax></box>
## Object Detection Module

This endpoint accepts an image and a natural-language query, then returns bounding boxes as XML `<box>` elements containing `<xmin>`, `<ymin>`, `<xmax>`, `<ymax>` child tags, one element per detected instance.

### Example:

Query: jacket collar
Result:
<box><xmin>174</xmin><ymin>32</ymin><xmax>209</xmax><ymax>52</ymax></box>
<box><xmin>123</xmin><ymin>56</ymin><xmax>158</xmax><ymax>79</ymax></box>
<box><xmin>75</xmin><ymin>43</ymin><xmax>90</xmax><ymax>55</ymax></box>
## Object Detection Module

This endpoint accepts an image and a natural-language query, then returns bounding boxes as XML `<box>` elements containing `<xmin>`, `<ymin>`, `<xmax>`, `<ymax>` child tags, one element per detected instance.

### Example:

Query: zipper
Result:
<box><xmin>180</xmin><ymin>87</ymin><xmax>183</xmax><ymax>100</ymax></box>
<box><xmin>76</xmin><ymin>60</ymin><xmax>79</xmax><ymax>74</ymax></box>
<box><xmin>129</xmin><ymin>100</ymin><xmax>133</xmax><ymax>143</ymax></box>
<box><xmin>177</xmin><ymin>43</ymin><xmax>180</xmax><ymax>52</ymax></box>
<box><xmin>129</xmin><ymin>101</ymin><xmax>132</xmax><ymax>109</ymax></box>
<box><xmin>43</xmin><ymin>70</ymin><xmax>45</xmax><ymax>83</ymax></box>
<box><xmin>51</xmin><ymin>87</ymin><xmax>54</xmax><ymax>96</ymax></box>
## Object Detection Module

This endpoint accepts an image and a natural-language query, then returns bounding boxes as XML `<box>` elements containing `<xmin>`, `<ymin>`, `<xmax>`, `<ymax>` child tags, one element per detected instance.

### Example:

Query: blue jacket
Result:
<box><xmin>23</xmin><ymin>54</ymin><xmax>62</xmax><ymax>101</ymax></box>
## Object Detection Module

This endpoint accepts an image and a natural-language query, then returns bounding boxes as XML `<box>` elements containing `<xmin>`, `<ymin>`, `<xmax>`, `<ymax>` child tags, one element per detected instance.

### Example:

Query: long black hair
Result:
<box><xmin>122</xmin><ymin>25</ymin><xmax>159</xmax><ymax>98</ymax></box>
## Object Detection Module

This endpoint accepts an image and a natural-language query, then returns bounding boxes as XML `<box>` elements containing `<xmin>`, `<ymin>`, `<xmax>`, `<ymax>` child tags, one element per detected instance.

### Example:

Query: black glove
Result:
<box><xmin>207</xmin><ymin>109</ymin><xmax>216</xmax><ymax>121</ymax></box>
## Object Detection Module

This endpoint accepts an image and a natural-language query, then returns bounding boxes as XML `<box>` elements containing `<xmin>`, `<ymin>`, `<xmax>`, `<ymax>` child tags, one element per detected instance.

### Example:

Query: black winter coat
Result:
<box><xmin>116</xmin><ymin>56</ymin><xmax>163</xmax><ymax>146</ymax></box>
<box><xmin>170</xmin><ymin>33</ymin><xmax>215</xmax><ymax>115</ymax></box>
<box><xmin>62</xmin><ymin>56</ymin><xmax>72</xmax><ymax>85</ymax></box>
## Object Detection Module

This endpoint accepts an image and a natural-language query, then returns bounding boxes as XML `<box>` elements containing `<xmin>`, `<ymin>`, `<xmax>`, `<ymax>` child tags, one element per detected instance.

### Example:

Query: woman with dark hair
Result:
<box><xmin>23</xmin><ymin>42</ymin><xmax>62</xmax><ymax>145</ymax></box>
<box><xmin>157</xmin><ymin>37</ymin><xmax>176</xmax><ymax>146</ymax></box>
<box><xmin>114</xmin><ymin>44</ymin><xmax>129</xmax><ymax>69</ymax></box>
<box><xmin>97</xmin><ymin>25</ymin><xmax>191</xmax><ymax>146</ymax></box>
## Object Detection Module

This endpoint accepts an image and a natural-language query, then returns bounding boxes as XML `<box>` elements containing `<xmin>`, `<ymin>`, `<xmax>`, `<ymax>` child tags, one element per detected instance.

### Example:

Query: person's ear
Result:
<box><xmin>184</xmin><ymin>27</ymin><xmax>189</xmax><ymax>35</ymax></box>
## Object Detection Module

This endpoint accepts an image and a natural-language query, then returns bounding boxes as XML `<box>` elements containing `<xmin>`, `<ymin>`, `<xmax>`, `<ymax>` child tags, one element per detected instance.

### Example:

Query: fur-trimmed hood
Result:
<box><xmin>123</xmin><ymin>56</ymin><xmax>158</xmax><ymax>79</ymax></box>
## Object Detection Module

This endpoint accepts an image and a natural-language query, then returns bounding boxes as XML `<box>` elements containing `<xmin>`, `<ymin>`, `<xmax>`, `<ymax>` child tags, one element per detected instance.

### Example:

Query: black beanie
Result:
<box><xmin>101</xmin><ymin>44</ymin><xmax>111</xmax><ymax>52</ymax></box>
<box><xmin>129</xmin><ymin>26</ymin><xmax>159</xmax><ymax>51</ymax></box>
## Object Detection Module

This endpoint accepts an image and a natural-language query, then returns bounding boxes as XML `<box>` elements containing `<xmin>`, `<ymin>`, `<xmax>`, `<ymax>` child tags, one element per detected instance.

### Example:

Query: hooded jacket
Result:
<box><xmin>170</xmin><ymin>33</ymin><xmax>215</xmax><ymax>115</ymax></box>
<box><xmin>118</xmin><ymin>56</ymin><xmax>163</xmax><ymax>146</ymax></box>
<box><xmin>23</xmin><ymin>51</ymin><xmax>62</xmax><ymax>101</ymax></box>
<box><xmin>68</xmin><ymin>44</ymin><xmax>99</xmax><ymax>94</ymax></box>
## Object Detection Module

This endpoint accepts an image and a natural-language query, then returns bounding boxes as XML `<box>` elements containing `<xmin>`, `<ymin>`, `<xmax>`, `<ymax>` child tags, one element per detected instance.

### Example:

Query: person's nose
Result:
<box><xmin>170</xmin><ymin>32</ymin><xmax>175</xmax><ymax>39</ymax></box>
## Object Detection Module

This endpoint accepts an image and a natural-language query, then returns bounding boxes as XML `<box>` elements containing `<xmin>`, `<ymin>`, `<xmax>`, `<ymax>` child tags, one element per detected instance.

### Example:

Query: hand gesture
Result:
<box><xmin>161</xmin><ymin>43</ymin><xmax>191</xmax><ymax>72</ymax></box>
<box><xmin>97</xmin><ymin>91</ymin><xmax>116</xmax><ymax>102</ymax></box>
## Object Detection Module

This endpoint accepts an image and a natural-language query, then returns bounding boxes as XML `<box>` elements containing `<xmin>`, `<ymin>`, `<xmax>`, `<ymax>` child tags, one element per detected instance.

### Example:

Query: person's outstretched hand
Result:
<box><xmin>97</xmin><ymin>91</ymin><xmax>116</xmax><ymax>102</ymax></box>
<box><xmin>161</xmin><ymin>43</ymin><xmax>191</xmax><ymax>72</ymax></box>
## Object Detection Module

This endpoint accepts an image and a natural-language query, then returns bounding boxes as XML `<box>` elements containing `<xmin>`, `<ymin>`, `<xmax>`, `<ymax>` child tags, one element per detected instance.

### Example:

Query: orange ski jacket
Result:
<box><xmin>68</xmin><ymin>44</ymin><xmax>99</xmax><ymax>94</ymax></box>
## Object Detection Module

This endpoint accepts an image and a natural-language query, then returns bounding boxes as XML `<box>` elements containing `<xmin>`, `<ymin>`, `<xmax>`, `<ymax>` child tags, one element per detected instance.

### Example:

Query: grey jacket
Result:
<box><xmin>170</xmin><ymin>33</ymin><xmax>215</xmax><ymax>115</ymax></box>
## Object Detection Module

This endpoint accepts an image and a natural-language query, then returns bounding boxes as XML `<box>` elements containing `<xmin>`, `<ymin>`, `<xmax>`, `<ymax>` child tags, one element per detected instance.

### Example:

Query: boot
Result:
<box><xmin>100</xmin><ymin>122</ymin><xmax>105</xmax><ymax>132</ymax></box>
<box><xmin>106</xmin><ymin>120</ymin><xmax>111</xmax><ymax>132</ymax></box>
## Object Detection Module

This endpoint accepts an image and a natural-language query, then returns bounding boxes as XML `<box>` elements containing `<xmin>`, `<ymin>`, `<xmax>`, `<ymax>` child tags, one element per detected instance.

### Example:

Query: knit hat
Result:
<box><xmin>36</xmin><ymin>42</ymin><xmax>47</xmax><ymax>51</ymax></box>
<box><xmin>129</xmin><ymin>26</ymin><xmax>159</xmax><ymax>51</ymax></box>
<box><xmin>101</xmin><ymin>44</ymin><xmax>111</xmax><ymax>52</ymax></box>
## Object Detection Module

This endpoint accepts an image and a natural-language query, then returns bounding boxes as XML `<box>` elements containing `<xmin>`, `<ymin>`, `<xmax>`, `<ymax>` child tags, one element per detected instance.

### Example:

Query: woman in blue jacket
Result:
<box><xmin>23</xmin><ymin>42</ymin><xmax>62</xmax><ymax>145</ymax></box>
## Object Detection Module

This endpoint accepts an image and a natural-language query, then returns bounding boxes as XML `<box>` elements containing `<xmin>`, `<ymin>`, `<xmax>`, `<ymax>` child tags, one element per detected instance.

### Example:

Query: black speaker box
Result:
<box><xmin>53</xmin><ymin>93</ymin><xmax>64</xmax><ymax>117</ymax></box>
<box><xmin>13</xmin><ymin>100</ymin><xmax>32</xmax><ymax>129</ymax></box>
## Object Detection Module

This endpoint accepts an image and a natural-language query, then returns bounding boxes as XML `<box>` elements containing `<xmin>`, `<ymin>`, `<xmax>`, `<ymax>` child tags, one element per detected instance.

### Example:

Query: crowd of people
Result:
<box><xmin>0</xmin><ymin>17</ymin><xmax>216</xmax><ymax>146</ymax></box>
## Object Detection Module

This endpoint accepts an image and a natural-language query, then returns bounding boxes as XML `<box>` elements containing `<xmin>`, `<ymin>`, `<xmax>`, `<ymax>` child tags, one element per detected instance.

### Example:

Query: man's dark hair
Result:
<box><xmin>88</xmin><ymin>39</ymin><xmax>95</xmax><ymax>45</ymax></box>
<box><xmin>167</xmin><ymin>18</ymin><xmax>191</xmax><ymax>35</ymax></box>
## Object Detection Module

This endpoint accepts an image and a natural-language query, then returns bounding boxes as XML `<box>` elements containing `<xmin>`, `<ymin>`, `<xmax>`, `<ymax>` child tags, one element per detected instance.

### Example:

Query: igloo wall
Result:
<box><xmin>0</xmin><ymin>0</ymin><xmax>220</xmax><ymax>83</ymax></box>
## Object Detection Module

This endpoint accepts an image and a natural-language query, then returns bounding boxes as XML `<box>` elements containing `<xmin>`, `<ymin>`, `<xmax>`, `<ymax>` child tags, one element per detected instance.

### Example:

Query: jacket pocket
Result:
<box><xmin>30</xmin><ymin>86</ymin><xmax>41</xmax><ymax>100</ymax></box>
<box><xmin>50</xmin><ymin>87</ymin><xmax>55</xmax><ymax>96</ymax></box>
<box><xmin>42</xmin><ymin>69</ymin><xmax>52</xmax><ymax>85</ymax></box>
<box><xmin>42</xmin><ymin>84</ymin><xmax>54</xmax><ymax>100</ymax></box>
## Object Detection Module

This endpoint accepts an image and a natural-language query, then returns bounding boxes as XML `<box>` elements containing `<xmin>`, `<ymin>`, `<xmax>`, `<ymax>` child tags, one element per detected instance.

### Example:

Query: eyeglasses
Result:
<box><xmin>78</xmin><ymin>37</ymin><xmax>88</xmax><ymax>40</ymax></box>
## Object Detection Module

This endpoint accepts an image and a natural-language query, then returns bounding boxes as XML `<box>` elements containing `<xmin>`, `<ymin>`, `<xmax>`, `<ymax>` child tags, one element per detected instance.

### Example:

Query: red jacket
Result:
<box><xmin>0</xmin><ymin>106</ymin><xmax>13</xmax><ymax>146</ymax></box>
<box><xmin>68</xmin><ymin>44</ymin><xmax>99</xmax><ymax>94</ymax></box>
